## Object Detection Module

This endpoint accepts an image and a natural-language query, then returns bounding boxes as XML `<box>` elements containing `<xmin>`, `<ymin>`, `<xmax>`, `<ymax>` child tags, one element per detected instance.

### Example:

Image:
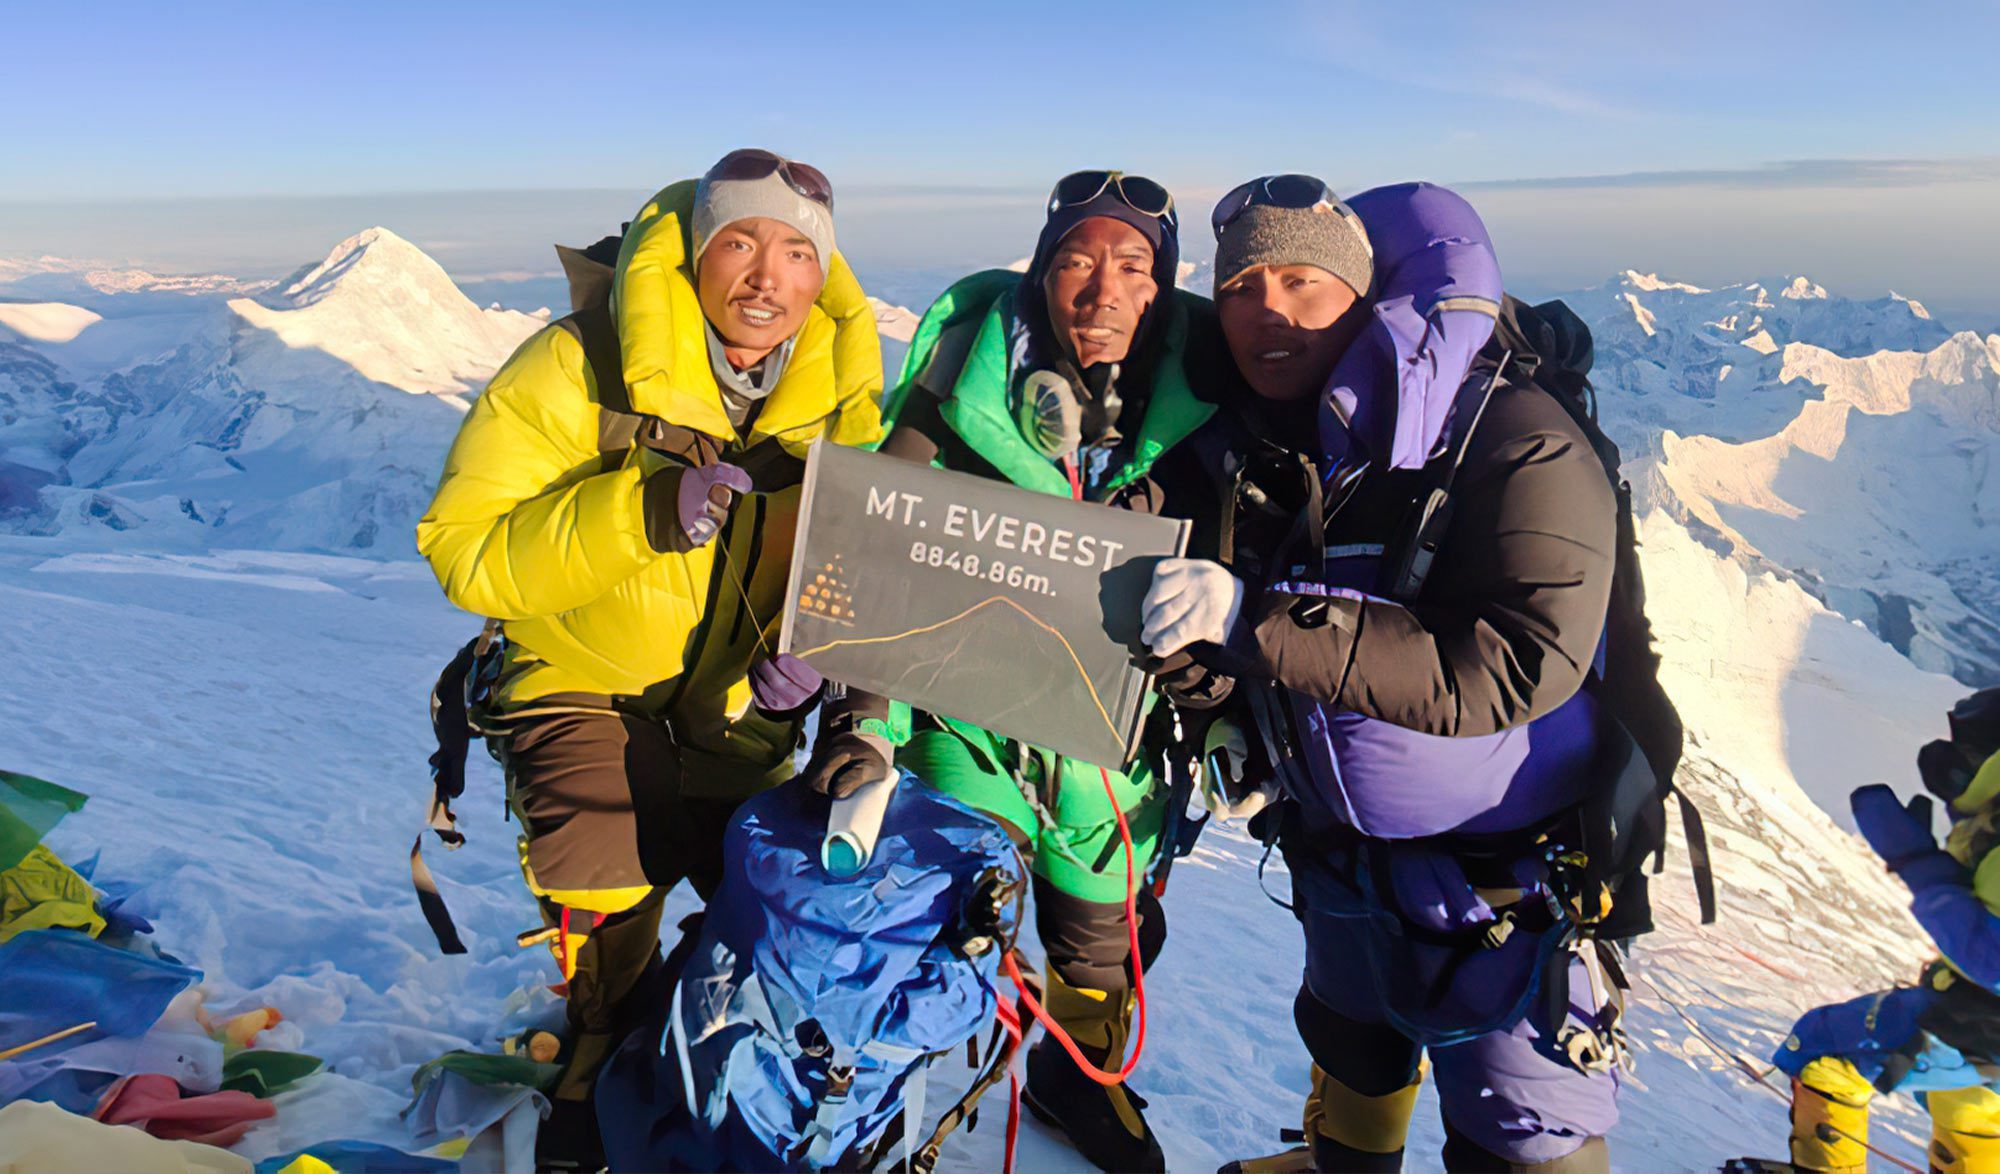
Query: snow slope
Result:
<box><xmin>0</xmin><ymin>527</ymin><xmax>1954</xmax><ymax>1170</ymax></box>
<box><xmin>0</xmin><ymin>302</ymin><xmax>103</xmax><ymax>344</ymax></box>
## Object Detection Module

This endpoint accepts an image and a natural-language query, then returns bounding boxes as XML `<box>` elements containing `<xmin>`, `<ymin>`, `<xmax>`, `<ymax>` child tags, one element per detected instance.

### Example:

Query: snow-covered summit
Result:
<box><xmin>1543</xmin><ymin>263</ymin><xmax>2000</xmax><ymax>691</ymax></box>
<box><xmin>1891</xmin><ymin>291</ymin><xmax>1933</xmax><ymax>320</ymax></box>
<box><xmin>1622</xmin><ymin>270</ymin><xmax>1710</xmax><ymax>294</ymax></box>
<box><xmin>231</xmin><ymin>228</ymin><xmax>542</xmax><ymax>397</ymax></box>
<box><xmin>1575</xmin><ymin>269</ymin><xmax>1961</xmax><ymax>452</ymax></box>
<box><xmin>84</xmin><ymin>269</ymin><xmax>274</xmax><ymax>297</ymax></box>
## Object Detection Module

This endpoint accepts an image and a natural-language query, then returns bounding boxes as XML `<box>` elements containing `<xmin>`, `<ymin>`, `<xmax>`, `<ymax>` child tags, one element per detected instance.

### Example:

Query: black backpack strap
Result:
<box><xmin>1267</xmin><ymin>452</ymin><xmax>1326</xmax><ymax>580</ymax></box>
<box><xmin>1383</xmin><ymin>355</ymin><xmax>1507</xmax><ymax>601</ymax></box>
<box><xmin>732</xmin><ymin>436</ymin><xmax>808</xmax><ymax>492</ymax></box>
<box><xmin>553</xmin><ymin>306</ymin><xmax>639</xmax><ymax>447</ymax></box>
<box><xmin>552</xmin><ymin>307</ymin><xmax>736</xmax><ymax>469</ymax></box>
<box><xmin>1669</xmin><ymin>785</ymin><xmax>1717</xmax><ymax>924</ymax></box>
<box><xmin>412</xmin><ymin>619</ymin><xmax>500</xmax><ymax>955</ymax></box>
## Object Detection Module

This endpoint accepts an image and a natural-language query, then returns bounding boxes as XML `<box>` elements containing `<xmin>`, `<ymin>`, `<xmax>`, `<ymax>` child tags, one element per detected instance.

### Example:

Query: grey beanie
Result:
<box><xmin>692</xmin><ymin>165</ymin><xmax>836</xmax><ymax>278</ymax></box>
<box><xmin>1213</xmin><ymin>201</ymin><xmax>1373</xmax><ymax>297</ymax></box>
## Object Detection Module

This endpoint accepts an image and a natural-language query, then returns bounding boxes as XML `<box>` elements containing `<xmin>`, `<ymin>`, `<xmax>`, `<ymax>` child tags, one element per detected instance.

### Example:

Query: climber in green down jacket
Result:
<box><xmin>798</xmin><ymin>171</ymin><xmax>1232</xmax><ymax>1172</ymax></box>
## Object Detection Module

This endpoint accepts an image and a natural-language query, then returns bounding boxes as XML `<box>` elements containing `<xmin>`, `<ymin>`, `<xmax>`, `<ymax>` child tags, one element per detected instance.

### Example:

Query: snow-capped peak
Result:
<box><xmin>1620</xmin><ymin>292</ymin><xmax>1658</xmax><ymax>336</ymax></box>
<box><xmin>1620</xmin><ymin>270</ymin><xmax>1710</xmax><ymax>294</ymax></box>
<box><xmin>1780</xmin><ymin>275</ymin><xmax>1829</xmax><ymax>300</ymax></box>
<box><xmin>0</xmin><ymin>254</ymin><xmax>271</xmax><ymax>297</ymax></box>
<box><xmin>1890</xmin><ymin>291</ymin><xmax>1933</xmax><ymax>320</ymax></box>
<box><xmin>229</xmin><ymin>228</ymin><xmax>541</xmax><ymax>396</ymax></box>
<box><xmin>259</xmin><ymin>227</ymin><xmax>455</xmax><ymax>312</ymax></box>
<box><xmin>81</xmin><ymin>269</ymin><xmax>273</xmax><ymax>296</ymax></box>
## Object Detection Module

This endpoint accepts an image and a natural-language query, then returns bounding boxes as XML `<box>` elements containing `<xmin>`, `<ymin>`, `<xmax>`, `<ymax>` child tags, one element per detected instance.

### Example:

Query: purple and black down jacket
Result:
<box><xmin>1195</xmin><ymin>182</ymin><xmax>1618</xmax><ymax>841</ymax></box>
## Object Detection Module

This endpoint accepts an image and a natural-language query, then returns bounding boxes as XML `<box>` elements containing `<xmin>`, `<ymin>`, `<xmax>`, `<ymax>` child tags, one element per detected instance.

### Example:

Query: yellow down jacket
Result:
<box><xmin>417</xmin><ymin>180</ymin><xmax>883</xmax><ymax>794</ymax></box>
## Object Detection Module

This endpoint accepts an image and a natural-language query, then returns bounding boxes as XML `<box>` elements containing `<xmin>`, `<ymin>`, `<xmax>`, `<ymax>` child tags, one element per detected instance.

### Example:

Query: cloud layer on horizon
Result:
<box><xmin>4</xmin><ymin>156</ymin><xmax>1996</xmax><ymax>325</ymax></box>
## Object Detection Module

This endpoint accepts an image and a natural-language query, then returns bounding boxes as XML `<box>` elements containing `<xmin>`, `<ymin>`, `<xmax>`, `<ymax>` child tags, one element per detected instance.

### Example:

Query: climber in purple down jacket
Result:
<box><xmin>1138</xmin><ymin>179</ymin><xmax>1621</xmax><ymax>1171</ymax></box>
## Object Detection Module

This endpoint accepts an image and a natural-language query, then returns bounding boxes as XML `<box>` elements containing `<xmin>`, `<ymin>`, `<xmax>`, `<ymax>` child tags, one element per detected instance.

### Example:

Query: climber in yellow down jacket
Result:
<box><xmin>416</xmin><ymin>149</ymin><xmax>881</xmax><ymax>1167</ymax></box>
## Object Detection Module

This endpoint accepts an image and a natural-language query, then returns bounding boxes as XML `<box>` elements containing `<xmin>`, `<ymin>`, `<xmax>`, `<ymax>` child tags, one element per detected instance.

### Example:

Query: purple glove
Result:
<box><xmin>749</xmin><ymin>653</ymin><xmax>823</xmax><ymax>717</ymax></box>
<box><xmin>678</xmin><ymin>462</ymin><xmax>754</xmax><ymax>547</ymax></box>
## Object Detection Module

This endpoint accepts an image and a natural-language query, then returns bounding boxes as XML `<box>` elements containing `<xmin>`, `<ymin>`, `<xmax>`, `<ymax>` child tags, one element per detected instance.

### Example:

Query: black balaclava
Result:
<box><xmin>1017</xmin><ymin>184</ymin><xmax>1182</xmax><ymax>451</ymax></box>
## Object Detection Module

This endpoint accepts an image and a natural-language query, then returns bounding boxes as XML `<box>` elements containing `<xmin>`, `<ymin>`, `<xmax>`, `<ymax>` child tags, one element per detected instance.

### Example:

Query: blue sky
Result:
<box><xmin>5</xmin><ymin>0</ymin><xmax>1998</xmax><ymax>319</ymax></box>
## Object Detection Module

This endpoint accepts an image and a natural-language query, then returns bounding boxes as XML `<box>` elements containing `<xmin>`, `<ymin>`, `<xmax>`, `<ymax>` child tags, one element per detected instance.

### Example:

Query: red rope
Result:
<box><xmin>993</xmin><ymin>994</ymin><xmax>1025</xmax><ymax>1174</ymax></box>
<box><xmin>1001</xmin><ymin>766</ymin><xmax>1147</xmax><ymax>1087</ymax></box>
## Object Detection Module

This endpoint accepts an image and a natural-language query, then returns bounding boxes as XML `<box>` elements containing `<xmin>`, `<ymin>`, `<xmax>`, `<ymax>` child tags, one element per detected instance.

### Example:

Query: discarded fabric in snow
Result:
<box><xmin>210</xmin><ymin>1007</ymin><xmax>283</xmax><ymax>1052</ymax></box>
<box><xmin>93</xmin><ymin>1071</ymin><xmax>276</xmax><ymax>1147</ymax></box>
<box><xmin>402</xmin><ymin>1052</ymin><xmax>550</xmax><ymax>1170</ymax></box>
<box><xmin>220</xmin><ymin>1049</ymin><xmax>323</xmax><ymax>1098</ymax></box>
<box><xmin>447</xmin><ymin>1095</ymin><xmax>542</xmax><ymax>1174</ymax></box>
<box><xmin>0</xmin><ymin>771</ymin><xmax>88</xmax><ymax>873</ymax></box>
<box><xmin>0</xmin><ymin>1017</ymin><xmax>222</xmax><ymax>1113</ymax></box>
<box><xmin>0</xmin><ymin>1098</ymin><xmax>251</xmax><ymax>1173</ymax></box>
<box><xmin>0</xmin><ymin>929</ymin><xmax>200</xmax><ymax>1059</ymax></box>
<box><xmin>0</xmin><ymin>844</ymin><xmax>105</xmax><ymax>942</ymax></box>
<box><xmin>252</xmin><ymin>1139</ymin><xmax>455</xmax><ymax>1173</ymax></box>
<box><xmin>407</xmin><ymin>1049</ymin><xmax>558</xmax><ymax>1095</ymax></box>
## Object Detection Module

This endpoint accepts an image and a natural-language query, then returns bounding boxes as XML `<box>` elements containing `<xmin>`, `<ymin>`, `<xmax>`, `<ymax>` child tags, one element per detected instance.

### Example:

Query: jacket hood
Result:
<box><xmin>1321</xmin><ymin>182</ymin><xmax>1503</xmax><ymax>471</ymax></box>
<box><xmin>888</xmin><ymin>270</ymin><xmax>1214</xmax><ymax>498</ymax></box>
<box><xmin>602</xmin><ymin>180</ymin><xmax>881</xmax><ymax>447</ymax></box>
<box><xmin>1016</xmin><ymin>189</ymin><xmax>1183</xmax><ymax>385</ymax></box>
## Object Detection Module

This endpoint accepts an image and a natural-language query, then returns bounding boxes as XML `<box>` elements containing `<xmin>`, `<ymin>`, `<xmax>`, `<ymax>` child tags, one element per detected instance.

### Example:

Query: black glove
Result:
<box><xmin>956</xmin><ymin>865</ymin><xmax>1024</xmax><ymax>956</ymax></box>
<box><xmin>799</xmin><ymin>730</ymin><xmax>895</xmax><ymax>799</ymax></box>
<box><xmin>1143</xmin><ymin>649</ymin><xmax>1235</xmax><ymax>710</ymax></box>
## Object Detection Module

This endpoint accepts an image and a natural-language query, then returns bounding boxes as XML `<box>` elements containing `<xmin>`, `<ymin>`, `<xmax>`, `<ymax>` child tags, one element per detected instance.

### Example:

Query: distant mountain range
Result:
<box><xmin>4</xmin><ymin>235</ymin><xmax>1993</xmax><ymax>694</ymax></box>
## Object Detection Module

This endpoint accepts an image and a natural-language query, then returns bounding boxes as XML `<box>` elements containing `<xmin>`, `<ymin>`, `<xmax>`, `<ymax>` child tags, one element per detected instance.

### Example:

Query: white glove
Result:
<box><xmin>1141</xmin><ymin>558</ymin><xmax>1245</xmax><ymax>658</ymax></box>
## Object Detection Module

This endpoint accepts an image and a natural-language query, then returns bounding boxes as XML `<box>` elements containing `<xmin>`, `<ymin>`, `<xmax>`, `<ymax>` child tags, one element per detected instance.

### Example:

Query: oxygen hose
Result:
<box><xmin>1001</xmin><ymin>765</ymin><xmax>1148</xmax><ymax>1087</ymax></box>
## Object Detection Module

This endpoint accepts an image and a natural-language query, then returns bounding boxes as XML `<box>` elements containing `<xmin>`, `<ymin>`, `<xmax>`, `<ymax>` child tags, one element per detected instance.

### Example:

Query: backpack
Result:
<box><xmin>593</xmin><ymin>773</ymin><xmax>1027</xmax><ymax>1172</ymax></box>
<box><xmin>1393</xmin><ymin>294</ymin><xmax>1715</xmax><ymax>942</ymax></box>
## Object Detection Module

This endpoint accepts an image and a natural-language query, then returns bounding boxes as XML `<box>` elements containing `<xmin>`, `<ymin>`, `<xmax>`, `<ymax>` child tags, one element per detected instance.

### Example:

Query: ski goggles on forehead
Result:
<box><xmin>1047</xmin><ymin>170</ymin><xmax>1178</xmax><ymax>232</ymax></box>
<box><xmin>1211</xmin><ymin>174</ymin><xmax>1357</xmax><ymax>236</ymax></box>
<box><xmin>706</xmin><ymin>148</ymin><xmax>835</xmax><ymax>212</ymax></box>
